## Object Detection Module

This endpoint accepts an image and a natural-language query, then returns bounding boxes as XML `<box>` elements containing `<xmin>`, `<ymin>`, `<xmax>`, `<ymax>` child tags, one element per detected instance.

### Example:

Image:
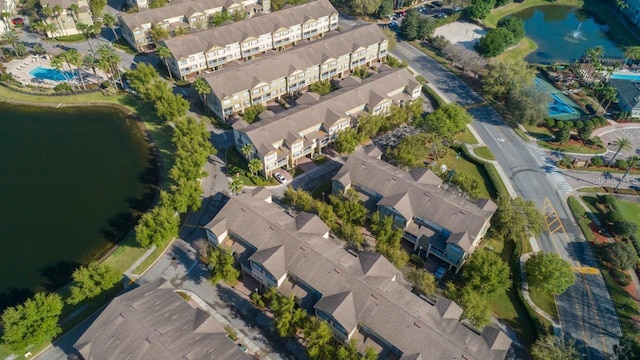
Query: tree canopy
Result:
<box><xmin>406</xmin><ymin>268</ymin><xmax>436</xmax><ymax>296</ymax></box>
<box><xmin>460</xmin><ymin>287</ymin><xmax>491</xmax><ymax>328</ymax></box>
<box><xmin>416</xmin><ymin>103</ymin><xmax>472</xmax><ymax>142</ymax></box>
<box><xmin>387</xmin><ymin>133</ymin><xmax>429</xmax><ymax>168</ymax></box>
<box><xmin>525</xmin><ymin>253</ymin><xmax>575</xmax><ymax>295</ymax></box>
<box><xmin>462</xmin><ymin>251</ymin><xmax>511</xmax><ymax>297</ymax></box>
<box><xmin>531</xmin><ymin>335</ymin><xmax>580</xmax><ymax>360</ymax></box>
<box><xmin>483</xmin><ymin>59</ymin><xmax>534</xmax><ymax>100</ymax></box>
<box><xmin>1</xmin><ymin>293</ymin><xmax>64</xmax><ymax>353</ymax></box>
<box><xmin>491</xmin><ymin>196</ymin><xmax>545</xmax><ymax>242</ymax></box>
<box><xmin>67</xmin><ymin>262</ymin><xmax>121</xmax><ymax>304</ymax></box>
<box><xmin>372</xmin><ymin>211</ymin><xmax>408</xmax><ymax>268</ymax></box>
<box><xmin>605</xmin><ymin>241</ymin><xmax>637</xmax><ymax>270</ymax></box>
<box><xmin>135</xmin><ymin>205</ymin><xmax>180</xmax><ymax>248</ymax></box>
<box><xmin>208</xmin><ymin>246</ymin><xmax>240</xmax><ymax>285</ymax></box>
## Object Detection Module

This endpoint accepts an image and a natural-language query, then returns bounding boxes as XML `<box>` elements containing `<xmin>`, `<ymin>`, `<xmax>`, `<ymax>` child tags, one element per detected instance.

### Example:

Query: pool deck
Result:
<box><xmin>6</xmin><ymin>55</ymin><xmax>106</xmax><ymax>89</ymax></box>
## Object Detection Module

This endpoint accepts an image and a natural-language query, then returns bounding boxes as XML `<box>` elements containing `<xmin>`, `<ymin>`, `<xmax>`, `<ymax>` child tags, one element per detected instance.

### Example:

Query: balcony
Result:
<box><xmin>241</xmin><ymin>47</ymin><xmax>261</xmax><ymax>57</ymax></box>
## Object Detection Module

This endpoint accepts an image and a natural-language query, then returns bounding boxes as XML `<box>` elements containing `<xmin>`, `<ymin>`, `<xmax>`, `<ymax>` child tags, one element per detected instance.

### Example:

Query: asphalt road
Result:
<box><xmin>391</xmin><ymin>41</ymin><xmax>621</xmax><ymax>359</ymax></box>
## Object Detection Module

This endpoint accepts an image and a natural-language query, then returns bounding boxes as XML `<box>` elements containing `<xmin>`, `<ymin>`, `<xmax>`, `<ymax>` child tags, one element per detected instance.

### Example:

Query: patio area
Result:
<box><xmin>5</xmin><ymin>55</ymin><xmax>106</xmax><ymax>88</ymax></box>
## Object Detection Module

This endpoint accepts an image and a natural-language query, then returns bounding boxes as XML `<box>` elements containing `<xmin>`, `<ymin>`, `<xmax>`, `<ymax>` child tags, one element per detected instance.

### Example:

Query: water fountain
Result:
<box><xmin>565</xmin><ymin>21</ymin><xmax>586</xmax><ymax>43</ymax></box>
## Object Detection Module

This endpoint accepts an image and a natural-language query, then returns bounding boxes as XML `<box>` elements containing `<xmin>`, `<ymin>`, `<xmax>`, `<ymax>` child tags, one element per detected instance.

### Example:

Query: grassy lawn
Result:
<box><xmin>496</xmin><ymin>37</ymin><xmax>538</xmax><ymax>62</ymax></box>
<box><xmin>473</xmin><ymin>146</ymin><xmax>495</xmax><ymax>160</ymax></box>
<box><xmin>567</xmin><ymin>196</ymin><xmax>596</xmax><ymax>242</ymax></box>
<box><xmin>440</xmin><ymin>149</ymin><xmax>494</xmax><ymax>199</ymax></box>
<box><xmin>482</xmin><ymin>237</ymin><xmax>538</xmax><ymax>346</ymax></box>
<box><xmin>455</xmin><ymin>129</ymin><xmax>479</xmax><ymax>145</ymax></box>
<box><xmin>311</xmin><ymin>180</ymin><xmax>332</xmax><ymax>200</ymax></box>
<box><xmin>226</xmin><ymin>148</ymin><xmax>277</xmax><ymax>186</ymax></box>
<box><xmin>523</xmin><ymin>123</ymin><xmax>553</xmax><ymax>140</ymax></box>
<box><xmin>483</xmin><ymin>0</ymin><xmax>584</xmax><ymax>27</ymax></box>
<box><xmin>615</xmin><ymin>200</ymin><xmax>640</xmax><ymax>240</ymax></box>
<box><xmin>133</xmin><ymin>241</ymin><xmax>172</xmax><ymax>274</ymax></box>
<box><xmin>537</xmin><ymin>140</ymin><xmax>606</xmax><ymax>154</ymax></box>
<box><xmin>528</xmin><ymin>286</ymin><xmax>559</xmax><ymax>319</ymax></box>
<box><xmin>602</xmin><ymin>268</ymin><xmax>640</xmax><ymax>337</ymax></box>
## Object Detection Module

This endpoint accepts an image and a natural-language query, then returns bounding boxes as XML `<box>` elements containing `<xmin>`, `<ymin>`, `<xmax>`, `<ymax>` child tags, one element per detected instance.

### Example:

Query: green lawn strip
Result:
<box><xmin>528</xmin><ymin>286</ymin><xmax>559</xmax><ymax>319</ymax></box>
<box><xmin>54</xmin><ymin>34</ymin><xmax>86</xmax><ymax>42</ymax></box>
<box><xmin>537</xmin><ymin>140</ymin><xmax>606</xmax><ymax>155</ymax></box>
<box><xmin>615</xmin><ymin>200</ymin><xmax>640</xmax><ymax>241</ymax></box>
<box><xmin>101</xmin><ymin>233</ymin><xmax>148</xmax><ymax>273</ymax></box>
<box><xmin>496</xmin><ymin>37</ymin><xmax>538</xmax><ymax>62</ymax></box>
<box><xmin>514</xmin><ymin>128</ymin><xmax>530</xmax><ymax>142</ymax></box>
<box><xmin>521</xmin><ymin>237</ymin><xmax>533</xmax><ymax>254</ymax></box>
<box><xmin>482</xmin><ymin>237</ymin><xmax>539</xmax><ymax>346</ymax></box>
<box><xmin>453</xmin><ymin>144</ymin><xmax>507</xmax><ymax>199</ymax></box>
<box><xmin>408</xmin><ymin>41</ymin><xmax>455</xmax><ymax>70</ymax></box>
<box><xmin>422</xmin><ymin>85</ymin><xmax>447</xmax><ymax>109</ymax></box>
<box><xmin>601</xmin><ymin>268</ymin><xmax>640</xmax><ymax>337</ymax></box>
<box><xmin>440</xmin><ymin>149</ymin><xmax>493</xmax><ymax>199</ymax></box>
<box><xmin>576</xmin><ymin>187</ymin><xmax>605</xmax><ymax>193</ymax></box>
<box><xmin>133</xmin><ymin>241</ymin><xmax>172</xmax><ymax>274</ymax></box>
<box><xmin>473</xmin><ymin>146</ymin><xmax>495</xmax><ymax>160</ymax></box>
<box><xmin>311</xmin><ymin>180</ymin><xmax>332</xmax><ymax>200</ymax></box>
<box><xmin>483</xmin><ymin>0</ymin><xmax>584</xmax><ymax>28</ymax></box>
<box><xmin>523</xmin><ymin>123</ymin><xmax>553</xmax><ymax>140</ymax></box>
<box><xmin>567</xmin><ymin>196</ymin><xmax>596</xmax><ymax>242</ymax></box>
<box><xmin>225</xmin><ymin>148</ymin><xmax>277</xmax><ymax>186</ymax></box>
<box><xmin>455</xmin><ymin>128</ymin><xmax>479</xmax><ymax>145</ymax></box>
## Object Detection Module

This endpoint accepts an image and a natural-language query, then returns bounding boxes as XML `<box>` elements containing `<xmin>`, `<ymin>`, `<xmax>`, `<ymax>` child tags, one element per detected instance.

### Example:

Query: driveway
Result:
<box><xmin>594</xmin><ymin>125</ymin><xmax>640</xmax><ymax>161</ymax></box>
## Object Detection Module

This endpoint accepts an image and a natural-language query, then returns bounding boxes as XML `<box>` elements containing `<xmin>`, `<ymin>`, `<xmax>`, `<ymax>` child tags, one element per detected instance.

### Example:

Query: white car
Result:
<box><xmin>274</xmin><ymin>173</ymin><xmax>287</xmax><ymax>184</ymax></box>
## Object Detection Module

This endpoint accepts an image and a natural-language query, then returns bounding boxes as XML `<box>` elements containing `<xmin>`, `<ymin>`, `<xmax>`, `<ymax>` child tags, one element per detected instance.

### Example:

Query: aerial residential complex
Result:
<box><xmin>39</xmin><ymin>0</ymin><xmax>94</xmax><ymax>38</ymax></box>
<box><xmin>0</xmin><ymin>0</ymin><xmax>16</xmax><ymax>33</ymax></box>
<box><xmin>611</xmin><ymin>78</ymin><xmax>640</xmax><ymax>119</ymax></box>
<box><xmin>623</xmin><ymin>0</ymin><xmax>640</xmax><ymax>27</ymax></box>
<box><xmin>202</xmin><ymin>23</ymin><xmax>388</xmax><ymax>119</ymax></box>
<box><xmin>232</xmin><ymin>66</ymin><xmax>421</xmax><ymax>175</ymax></box>
<box><xmin>333</xmin><ymin>149</ymin><xmax>497</xmax><ymax>273</ymax></box>
<box><xmin>203</xmin><ymin>188</ymin><xmax>511</xmax><ymax>360</ymax></box>
<box><xmin>73</xmin><ymin>279</ymin><xmax>252</xmax><ymax>360</ymax></box>
<box><xmin>118</xmin><ymin>0</ymin><xmax>271</xmax><ymax>51</ymax></box>
<box><xmin>160</xmin><ymin>0</ymin><xmax>338</xmax><ymax>79</ymax></box>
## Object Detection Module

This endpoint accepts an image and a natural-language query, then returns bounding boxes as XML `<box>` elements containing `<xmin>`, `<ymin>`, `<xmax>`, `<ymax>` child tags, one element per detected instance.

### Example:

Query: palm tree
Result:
<box><xmin>616</xmin><ymin>155</ymin><xmax>640</xmax><ymax>191</ymax></box>
<box><xmin>68</xmin><ymin>4</ymin><xmax>79</xmax><ymax>22</ymax></box>
<box><xmin>624</xmin><ymin>46</ymin><xmax>640</xmax><ymax>61</ymax></box>
<box><xmin>1</xmin><ymin>30</ymin><xmax>20</xmax><ymax>56</ymax></box>
<box><xmin>609</xmin><ymin>138</ymin><xmax>632</xmax><ymax>166</ymax></box>
<box><xmin>102</xmin><ymin>13</ymin><xmax>118</xmax><ymax>41</ymax></box>
<box><xmin>97</xmin><ymin>43</ymin><xmax>122</xmax><ymax>89</ymax></box>
<box><xmin>1</xmin><ymin>11</ymin><xmax>11</xmax><ymax>30</ymax></box>
<box><xmin>584</xmin><ymin>46</ymin><xmax>604</xmax><ymax>85</ymax></box>
<box><xmin>76</xmin><ymin>22</ymin><xmax>96</xmax><ymax>56</ymax></box>
<box><xmin>149</xmin><ymin>25</ymin><xmax>169</xmax><ymax>42</ymax></box>
<box><xmin>248</xmin><ymin>158</ymin><xmax>262</xmax><ymax>176</ymax></box>
<box><xmin>67</xmin><ymin>49</ymin><xmax>86</xmax><ymax>90</ymax></box>
<box><xmin>156</xmin><ymin>45</ymin><xmax>173</xmax><ymax>80</ymax></box>
<box><xmin>228</xmin><ymin>175</ymin><xmax>243</xmax><ymax>195</ymax></box>
<box><xmin>194</xmin><ymin>78</ymin><xmax>211</xmax><ymax>108</ymax></box>
<box><xmin>40</xmin><ymin>6</ymin><xmax>56</xmax><ymax>36</ymax></box>
<box><xmin>240</xmin><ymin>144</ymin><xmax>253</xmax><ymax>159</ymax></box>
<box><xmin>51</xmin><ymin>54</ymin><xmax>76</xmax><ymax>89</ymax></box>
<box><xmin>83</xmin><ymin>53</ymin><xmax>98</xmax><ymax>77</ymax></box>
<box><xmin>600</xmin><ymin>85</ymin><xmax>619</xmax><ymax>114</ymax></box>
<box><xmin>52</xmin><ymin>5</ymin><xmax>65</xmax><ymax>36</ymax></box>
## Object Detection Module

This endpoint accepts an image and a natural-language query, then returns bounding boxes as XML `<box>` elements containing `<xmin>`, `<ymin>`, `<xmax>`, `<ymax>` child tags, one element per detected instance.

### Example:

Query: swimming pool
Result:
<box><xmin>610</xmin><ymin>72</ymin><xmax>640</xmax><ymax>82</ymax></box>
<box><xmin>28</xmin><ymin>66</ymin><xmax>76</xmax><ymax>82</ymax></box>
<box><xmin>534</xmin><ymin>77</ymin><xmax>582</xmax><ymax>119</ymax></box>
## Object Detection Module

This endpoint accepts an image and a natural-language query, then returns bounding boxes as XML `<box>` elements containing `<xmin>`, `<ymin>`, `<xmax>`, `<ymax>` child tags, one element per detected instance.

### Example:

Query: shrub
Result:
<box><xmin>565</xmin><ymin>121</ymin><xmax>575</xmax><ymax>128</ymax></box>
<box><xmin>241</xmin><ymin>104</ymin><xmax>266</xmax><ymax>124</ymax></box>
<box><xmin>612</xmin><ymin>268</ymin><xmax>632</xmax><ymax>286</ymax></box>
<box><xmin>575</xmin><ymin>121</ymin><xmax>584</xmax><ymax>129</ymax></box>
<box><xmin>616</xmin><ymin>159</ymin><xmax>628</xmax><ymax>169</ymax></box>
<box><xmin>53</xmin><ymin>83</ymin><xmax>73</xmax><ymax>92</ymax></box>
<box><xmin>608</xmin><ymin>210</ymin><xmax>625</xmax><ymax>223</ymax></box>
<box><xmin>591</xmin><ymin>156</ymin><xmax>603</xmax><ymax>167</ymax></box>
<box><xmin>603</xmin><ymin>195</ymin><xmax>617</xmax><ymax>209</ymax></box>
<box><xmin>545</xmin><ymin>118</ymin><xmax>555</xmax><ymax>127</ymax></box>
<box><xmin>614</xmin><ymin>221</ymin><xmax>638</xmax><ymax>239</ymax></box>
<box><xmin>410</xmin><ymin>253</ymin><xmax>425</xmax><ymax>268</ymax></box>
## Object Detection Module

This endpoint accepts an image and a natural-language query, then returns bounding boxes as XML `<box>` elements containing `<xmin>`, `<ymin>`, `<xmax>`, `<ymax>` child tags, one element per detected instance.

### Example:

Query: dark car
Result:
<box><xmin>433</xmin><ymin>1</ymin><xmax>443</xmax><ymax>7</ymax></box>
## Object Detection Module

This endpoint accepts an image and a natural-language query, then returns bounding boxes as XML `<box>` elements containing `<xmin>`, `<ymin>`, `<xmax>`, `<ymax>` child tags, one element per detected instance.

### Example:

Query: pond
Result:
<box><xmin>510</xmin><ymin>5</ymin><xmax>623</xmax><ymax>64</ymax></box>
<box><xmin>0</xmin><ymin>103</ymin><xmax>156</xmax><ymax>310</ymax></box>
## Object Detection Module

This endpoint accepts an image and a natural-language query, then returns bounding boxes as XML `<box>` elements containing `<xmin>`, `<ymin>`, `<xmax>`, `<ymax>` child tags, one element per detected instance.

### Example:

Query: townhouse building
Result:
<box><xmin>118</xmin><ymin>0</ymin><xmax>270</xmax><ymax>51</ymax></box>
<box><xmin>201</xmin><ymin>23</ymin><xmax>388</xmax><ymax>119</ymax></box>
<box><xmin>623</xmin><ymin>0</ymin><xmax>640</xmax><ymax>27</ymax></box>
<box><xmin>332</xmin><ymin>149</ymin><xmax>497</xmax><ymax>273</ymax></box>
<box><xmin>204</xmin><ymin>188</ymin><xmax>511</xmax><ymax>360</ymax></box>
<box><xmin>0</xmin><ymin>0</ymin><xmax>16</xmax><ymax>33</ymax></box>
<box><xmin>611</xmin><ymin>78</ymin><xmax>640</xmax><ymax>118</ymax></box>
<box><xmin>231</xmin><ymin>67</ymin><xmax>422</xmax><ymax>176</ymax></box>
<box><xmin>74</xmin><ymin>279</ymin><xmax>252</xmax><ymax>360</ymax></box>
<box><xmin>160</xmin><ymin>0</ymin><xmax>338</xmax><ymax>79</ymax></box>
<box><xmin>40</xmin><ymin>0</ymin><xmax>93</xmax><ymax>38</ymax></box>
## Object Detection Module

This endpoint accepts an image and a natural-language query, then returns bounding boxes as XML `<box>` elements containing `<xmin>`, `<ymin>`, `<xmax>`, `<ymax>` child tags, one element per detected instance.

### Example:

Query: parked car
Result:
<box><xmin>453</xmin><ymin>6</ymin><xmax>462</xmax><ymax>12</ymax></box>
<box><xmin>390</xmin><ymin>21</ymin><xmax>398</xmax><ymax>27</ymax></box>
<box><xmin>436</xmin><ymin>12</ymin><xmax>448</xmax><ymax>18</ymax></box>
<box><xmin>12</xmin><ymin>17</ymin><xmax>24</xmax><ymax>26</ymax></box>
<box><xmin>433</xmin><ymin>1</ymin><xmax>443</xmax><ymax>6</ymax></box>
<box><xmin>274</xmin><ymin>173</ymin><xmax>287</xmax><ymax>184</ymax></box>
<box><xmin>435</xmin><ymin>267</ymin><xmax>446</xmax><ymax>280</ymax></box>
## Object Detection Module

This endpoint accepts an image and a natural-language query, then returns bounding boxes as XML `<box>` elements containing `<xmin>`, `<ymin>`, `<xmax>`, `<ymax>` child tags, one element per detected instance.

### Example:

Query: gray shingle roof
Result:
<box><xmin>118</xmin><ymin>0</ymin><xmax>232</xmax><ymax>31</ymax></box>
<box><xmin>238</xmin><ymin>67</ymin><xmax>417</xmax><ymax>157</ymax></box>
<box><xmin>611</xmin><ymin>78</ymin><xmax>640</xmax><ymax>109</ymax></box>
<box><xmin>333</xmin><ymin>150</ymin><xmax>496</xmax><ymax>251</ymax></box>
<box><xmin>163</xmin><ymin>0</ymin><xmax>337</xmax><ymax>59</ymax></box>
<box><xmin>206</xmin><ymin>191</ymin><xmax>510</xmax><ymax>359</ymax></box>
<box><xmin>202</xmin><ymin>23</ymin><xmax>386</xmax><ymax>99</ymax></box>
<box><xmin>73</xmin><ymin>279</ymin><xmax>252</xmax><ymax>360</ymax></box>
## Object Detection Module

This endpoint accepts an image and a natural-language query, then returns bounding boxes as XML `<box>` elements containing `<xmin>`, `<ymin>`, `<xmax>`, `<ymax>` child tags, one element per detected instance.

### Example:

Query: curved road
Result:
<box><xmin>391</xmin><ymin>42</ymin><xmax>621</xmax><ymax>359</ymax></box>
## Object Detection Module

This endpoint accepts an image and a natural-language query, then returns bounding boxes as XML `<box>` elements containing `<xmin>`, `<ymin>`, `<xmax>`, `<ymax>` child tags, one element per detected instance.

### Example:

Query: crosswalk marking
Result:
<box><xmin>528</xmin><ymin>145</ymin><xmax>574</xmax><ymax>195</ymax></box>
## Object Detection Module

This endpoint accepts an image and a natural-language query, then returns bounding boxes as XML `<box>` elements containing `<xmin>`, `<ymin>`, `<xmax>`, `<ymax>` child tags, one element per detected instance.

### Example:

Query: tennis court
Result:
<box><xmin>534</xmin><ymin>77</ymin><xmax>583</xmax><ymax>121</ymax></box>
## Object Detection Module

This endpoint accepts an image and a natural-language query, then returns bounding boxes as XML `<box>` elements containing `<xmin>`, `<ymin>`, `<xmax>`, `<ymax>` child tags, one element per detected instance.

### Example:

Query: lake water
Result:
<box><xmin>0</xmin><ymin>103</ymin><xmax>155</xmax><ymax>309</ymax></box>
<box><xmin>511</xmin><ymin>5</ymin><xmax>623</xmax><ymax>64</ymax></box>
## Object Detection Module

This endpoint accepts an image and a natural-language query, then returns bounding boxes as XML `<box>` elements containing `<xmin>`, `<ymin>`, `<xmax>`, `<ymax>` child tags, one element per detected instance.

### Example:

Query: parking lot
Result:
<box><xmin>386</xmin><ymin>1</ymin><xmax>461</xmax><ymax>29</ymax></box>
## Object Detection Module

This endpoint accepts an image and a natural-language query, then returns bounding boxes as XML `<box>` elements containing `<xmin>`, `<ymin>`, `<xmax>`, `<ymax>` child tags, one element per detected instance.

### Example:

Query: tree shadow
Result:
<box><xmin>39</xmin><ymin>260</ymin><xmax>81</xmax><ymax>292</ymax></box>
<box><xmin>0</xmin><ymin>287</ymin><xmax>34</xmax><ymax>311</ymax></box>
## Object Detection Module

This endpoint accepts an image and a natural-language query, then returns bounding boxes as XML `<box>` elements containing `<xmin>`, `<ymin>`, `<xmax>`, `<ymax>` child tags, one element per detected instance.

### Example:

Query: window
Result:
<box><xmin>188</xmin><ymin>56</ymin><xmax>195</xmax><ymax>62</ymax></box>
<box><xmin>217</xmin><ymin>49</ymin><xmax>224</xmax><ymax>55</ymax></box>
<box><xmin>233</xmin><ymin>95</ymin><xmax>239</xmax><ymax>100</ymax></box>
<box><xmin>330</xmin><ymin>61</ymin><xmax>337</xmax><ymax>66</ymax></box>
<box><xmin>252</xmin><ymin>89</ymin><xmax>260</xmax><ymax>94</ymax></box>
<box><xmin>223</xmin><ymin>99</ymin><xmax>231</xmax><ymax>105</ymax></box>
